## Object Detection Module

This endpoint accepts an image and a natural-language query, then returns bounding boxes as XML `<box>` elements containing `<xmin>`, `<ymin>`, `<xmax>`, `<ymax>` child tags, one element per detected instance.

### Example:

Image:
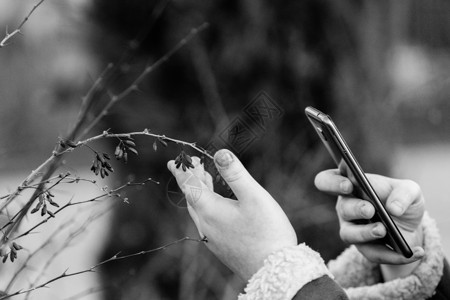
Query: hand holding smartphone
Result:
<box><xmin>305</xmin><ymin>106</ymin><xmax>413</xmax><ymax>258</ymax></box>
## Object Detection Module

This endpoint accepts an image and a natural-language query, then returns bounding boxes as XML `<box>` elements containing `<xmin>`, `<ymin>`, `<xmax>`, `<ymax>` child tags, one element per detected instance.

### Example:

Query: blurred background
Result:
<box><xmin>0</xmin><ymin>0</ymin><xmax>449</xmax><ymax>299</ymax></box>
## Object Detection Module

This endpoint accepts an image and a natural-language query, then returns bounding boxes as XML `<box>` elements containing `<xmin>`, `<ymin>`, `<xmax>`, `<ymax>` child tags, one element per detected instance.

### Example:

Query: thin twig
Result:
<box><xmin>0</xmin><ymin>0</ymin><xmax>45</xmax><ymax>48</ymax></box>
<box><xmin>80</xmin><ymin>130</ymin><xmax>214</xmax><ymax>160</ymax></box>
<box><xmin>0</xmin><ymin>22</ymin><xmax>209</xmax><ymax>213</ymax></box>
<box><xmin>78</xmin><ymin>22</ymin><xmax>210</xmax><ymax>139</ymax></box>
<box><xmin>0</xmin><ymin>175</ymin><xmax>96</xmax><ymax>200</ymax></box>
<box><xmin>5</xmin><ymin>219</ymin><xmax>75</xmax><ymax>293</ymax></box>
<box><xmin>23</xmin><ymin>208</ymin><xmax>112</xmax><ymax>300</ymax></box>
<box><xmin>0</xmin><ymin>149</ymin><xmax>72</xmax><ymax>211</ymax></box>
<box><xmin>1</xmin><ymin>173</ymin><xmax>71</xmax><ymax>232</ymax></box>
<box><xmin>70</xmin><ymin>63</ymin><xmax>115</xmax><ymax>140</ymax></box>
<box><xmin>14</xmin><ymin>178</ymin><xmax>157</xmax><ymax>240</ymax></box>
<box><xmin>0</xmin><ymin>237</ymin><xmax>204</xmax><ymax>300</ymax></box>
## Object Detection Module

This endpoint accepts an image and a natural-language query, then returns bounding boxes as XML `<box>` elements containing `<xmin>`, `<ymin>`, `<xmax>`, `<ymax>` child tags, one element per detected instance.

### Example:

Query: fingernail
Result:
<box><xmin>215</xmin><ymin>150</ymin><xmax>233</xmax><ymax>168</ymax></box>
<box><xmin>340</xmin><ymin>180</ymin><xmax>352</xmax><ymax>193</ymax></box>
<box><xmin>372</xmin><ymin>224</ymin><xmax>385</xmax><ymax>238</ymax></box>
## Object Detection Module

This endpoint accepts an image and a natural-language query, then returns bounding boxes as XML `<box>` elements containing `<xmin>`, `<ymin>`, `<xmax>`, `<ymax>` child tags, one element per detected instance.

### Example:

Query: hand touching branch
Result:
<box><xmin>167</xmin><ymin>149</ymin><xmax>297</xmax><ymax>281</ymax></box>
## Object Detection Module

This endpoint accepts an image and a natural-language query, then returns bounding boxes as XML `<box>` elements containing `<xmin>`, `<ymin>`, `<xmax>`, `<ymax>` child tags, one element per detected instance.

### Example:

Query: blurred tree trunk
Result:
<box><xmin>89</xmin><ymin>0</ymin><xmax>400</xmax><ymax>299</ymax></box>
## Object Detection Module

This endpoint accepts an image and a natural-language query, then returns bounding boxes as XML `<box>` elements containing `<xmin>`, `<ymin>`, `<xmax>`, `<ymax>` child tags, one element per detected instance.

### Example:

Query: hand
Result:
<box><xmin>314</xmin><ymin>169</ymin><xmax>425</xmax><ymax>267</ymax></box>
<box><xmin>167</xmin><ymin>149</ymin><xmax>297</xmax><ymax>281</ymax></box>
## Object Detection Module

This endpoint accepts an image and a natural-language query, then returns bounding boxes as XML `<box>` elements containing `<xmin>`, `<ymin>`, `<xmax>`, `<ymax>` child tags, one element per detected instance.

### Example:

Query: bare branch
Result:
<box><xmin>0</xmin><ymin>19</ymin><xmax>212</xmax><ymax>299</ymax></box>
<box><xmin>0</xmin><ymin>175</ymin><xmax>97</xmax><ymax>200</ymax></box>
<box><xmin>0</xmin><ymin>237</ymin><xmax>205</xmax><ymax>300</ymax></box>
<box><xmin>5</xmin><ymin>219</ymin><xmax>75</xmax><ymax>293</ymax></box>
<box><xmin>81</xmin><ymin>129</ymin><xmax>214</xmax><ymax>160</ymax></box>
<box><xmin>14</xmin><ymin>177</ymin><xmax>156</xmax><ymax>241</ymax></box>
<box><xmin>0</xmin><ymin>0</ymin><xmax>45</xmax><ymax>48</ymax></box>
<box><xmin>0</xmin><ymin>22</ymin><xmax>209</xmax><ymax>218</ymax></box>
<box><xmin>78</xmin><ymin>22</ymin><xmax>210</xmax><ymax>139</ymax></box>
<box><xmin>22</xmin><ymin>208</ymin><xmax>112</xmax><ymax>299</ymax></box>
<box><xmin>0</xmin><ymin>149</ymin><xmax>72</xmax><ymax>211</ymax></box>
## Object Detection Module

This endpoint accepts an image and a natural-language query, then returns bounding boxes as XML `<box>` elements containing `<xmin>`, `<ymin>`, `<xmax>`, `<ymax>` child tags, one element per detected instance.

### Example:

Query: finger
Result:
<box><xmin>204</xmin><ymin>171</ymin><xmax>214</xmax><ymax>190</ymax></box>
<box><xmin>190</xmin><ymin>157</ymin><xmax>214</xmax><ymax>191</ymax></box>
<box><xmin>385</xmin><ymin>179</ymin><xmax>424</xmax><ymax>217</ymax></box>
<box><xmin>213</xmin><ymin>149</ymin><xmax>269</xmax><ymax>202</ymax></box>
<box><xmin>167</xmin><ymin>160</ymin><xmax>215</xmax><ymax>210</ymax></box>
<box><xmin>314</xmin><ymin>169</ymin><xmax>353</xmax><ymax>195</ymax></box>
<box><xmin>339</xmin><ymin>221</ymin><xmax>386</xmax><ymax>244</ymax></box>
<box><xmin>336</xmin><ymin>197</ymin><xmax>375</xmax><ymax>221</ymax></box>
<box><xmin>190</xmin><ymin>157</ymin><xmax>209</xmax><ymax>187</ymax></box>
<box><xmin>357</xmin><ymin>243</ymin><xmax>425</xmax><ymax>265</ymax></box>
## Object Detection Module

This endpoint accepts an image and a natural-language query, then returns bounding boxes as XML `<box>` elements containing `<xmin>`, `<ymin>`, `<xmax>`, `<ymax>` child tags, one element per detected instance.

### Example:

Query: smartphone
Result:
<box><xmin>305</xmin><ymin>106</ymin><xmax>413</xmax><ymax>258</ymax></box>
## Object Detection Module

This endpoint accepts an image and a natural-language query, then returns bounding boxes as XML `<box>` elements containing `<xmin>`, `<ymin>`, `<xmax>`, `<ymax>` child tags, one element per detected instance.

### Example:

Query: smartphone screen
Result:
<box><xmin>305</xmin><ymin>106</ymin><xmax>413</xmax><ymax>258</ymax></box>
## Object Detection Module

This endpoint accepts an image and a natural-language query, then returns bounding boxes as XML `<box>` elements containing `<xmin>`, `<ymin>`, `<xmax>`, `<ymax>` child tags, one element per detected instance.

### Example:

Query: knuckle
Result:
<box><xmin>403</xmin><ymin>179</ymin><xmax>421</xmax><ymax>196</ymax></box>
<box><xmin>336</xmin><ymin>201</ymin><xmax>351</xmax><ymax>220</ymax></box>
<box><xmin>222</xmin><ymin>167</ymin><xmax>245</xmax><ymax>183</ymax></box>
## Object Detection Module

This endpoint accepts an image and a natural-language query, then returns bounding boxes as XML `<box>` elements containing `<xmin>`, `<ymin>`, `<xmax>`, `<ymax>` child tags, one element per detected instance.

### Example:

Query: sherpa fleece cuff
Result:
<box><xmin>238</xmin><ymin>243</ymin><xmax>332</xmax><ymax>300</ymax></box>
<box><xmin>329</xmin><ymin>212</ymin><xmax>444</xmax><ymax>300</ymax></box>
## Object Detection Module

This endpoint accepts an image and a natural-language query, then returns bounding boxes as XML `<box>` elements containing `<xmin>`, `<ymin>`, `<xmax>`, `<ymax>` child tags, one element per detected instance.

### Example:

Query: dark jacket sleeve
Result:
<box><xmin>292</xmin><ymin>275</ymin><xmax>348</xmax><ymax>300</ymax></box>
<box><xmin>430</xmin><ymin>258</ymin><xmax>450</xmax><ymax>300</ymax></box>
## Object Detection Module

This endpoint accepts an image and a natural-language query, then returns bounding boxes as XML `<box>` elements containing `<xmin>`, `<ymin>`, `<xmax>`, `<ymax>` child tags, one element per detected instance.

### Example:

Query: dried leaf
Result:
<box><xmin>127</xmin><ymin>147</ymin><xmax>138</xmax><ymax>155</ymax></box>
<box><xmin>158</xmin><ymin>138</ymin><xmax>168</xmax><ymax>147</ymax></box>
<box><xmin>114</xmin><ymin>145</ymin><xmax>122</xmax><ymax>158</ymax></box>
<box><xmin>124</xmin><ymin>140</ymin><xmax>136</xmax><ymax>147</ymax></box>
<box><xmin>48</xmin><ymin>198</ymin><xmax>59</xmax><ymax>208</ymax></box>
<box><xmin>41</xmin><ymin>204</ymin><xmax>47</xmax><ymax>216</ymax></box>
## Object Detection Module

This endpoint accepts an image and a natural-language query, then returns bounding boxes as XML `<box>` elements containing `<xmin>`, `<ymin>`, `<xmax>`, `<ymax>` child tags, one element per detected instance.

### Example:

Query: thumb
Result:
<box><xmin>214</xmin><ymin>149</ymin><xmax>268</xmax><ymax>202</ymax></box>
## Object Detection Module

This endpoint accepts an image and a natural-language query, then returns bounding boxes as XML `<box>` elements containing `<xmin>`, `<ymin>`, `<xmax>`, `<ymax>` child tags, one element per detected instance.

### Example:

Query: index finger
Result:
<box><xmin>314</xmin><ymin>169</ymin><xmax>353</xmax><ymax>195</ymax></box>
<box><xmin>167</xmin><ymin>160</ymin><xmax>216</xmax><ymax>210</ymax></box>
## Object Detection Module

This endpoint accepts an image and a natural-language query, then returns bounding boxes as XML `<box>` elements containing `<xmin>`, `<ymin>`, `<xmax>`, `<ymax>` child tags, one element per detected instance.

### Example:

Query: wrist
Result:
<box><xmin>381</xmin><ymin>220</ymin><xmax>424</xmax><ymax>281</ymax></box>
<box><xmin>380</xmin><ymin>259</ymin><xmax>421</xmax><ymax>282</ymax></box>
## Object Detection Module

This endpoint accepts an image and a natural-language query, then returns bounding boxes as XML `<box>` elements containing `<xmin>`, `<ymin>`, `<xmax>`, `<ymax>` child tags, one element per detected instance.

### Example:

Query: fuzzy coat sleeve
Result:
<box><xmin>237</xmin><ymin>212</ymin><xmax>445</xmax><ymax>300</ymax></box>
<box><xmin>237</xmin><ymin>243</ymin><xmax>339</xmax><ymax>300</ymax></box>
<box><xmin>328</xmin><ymin>212</ymin><xmax>445</xmax><ymax>300</ymax></box>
